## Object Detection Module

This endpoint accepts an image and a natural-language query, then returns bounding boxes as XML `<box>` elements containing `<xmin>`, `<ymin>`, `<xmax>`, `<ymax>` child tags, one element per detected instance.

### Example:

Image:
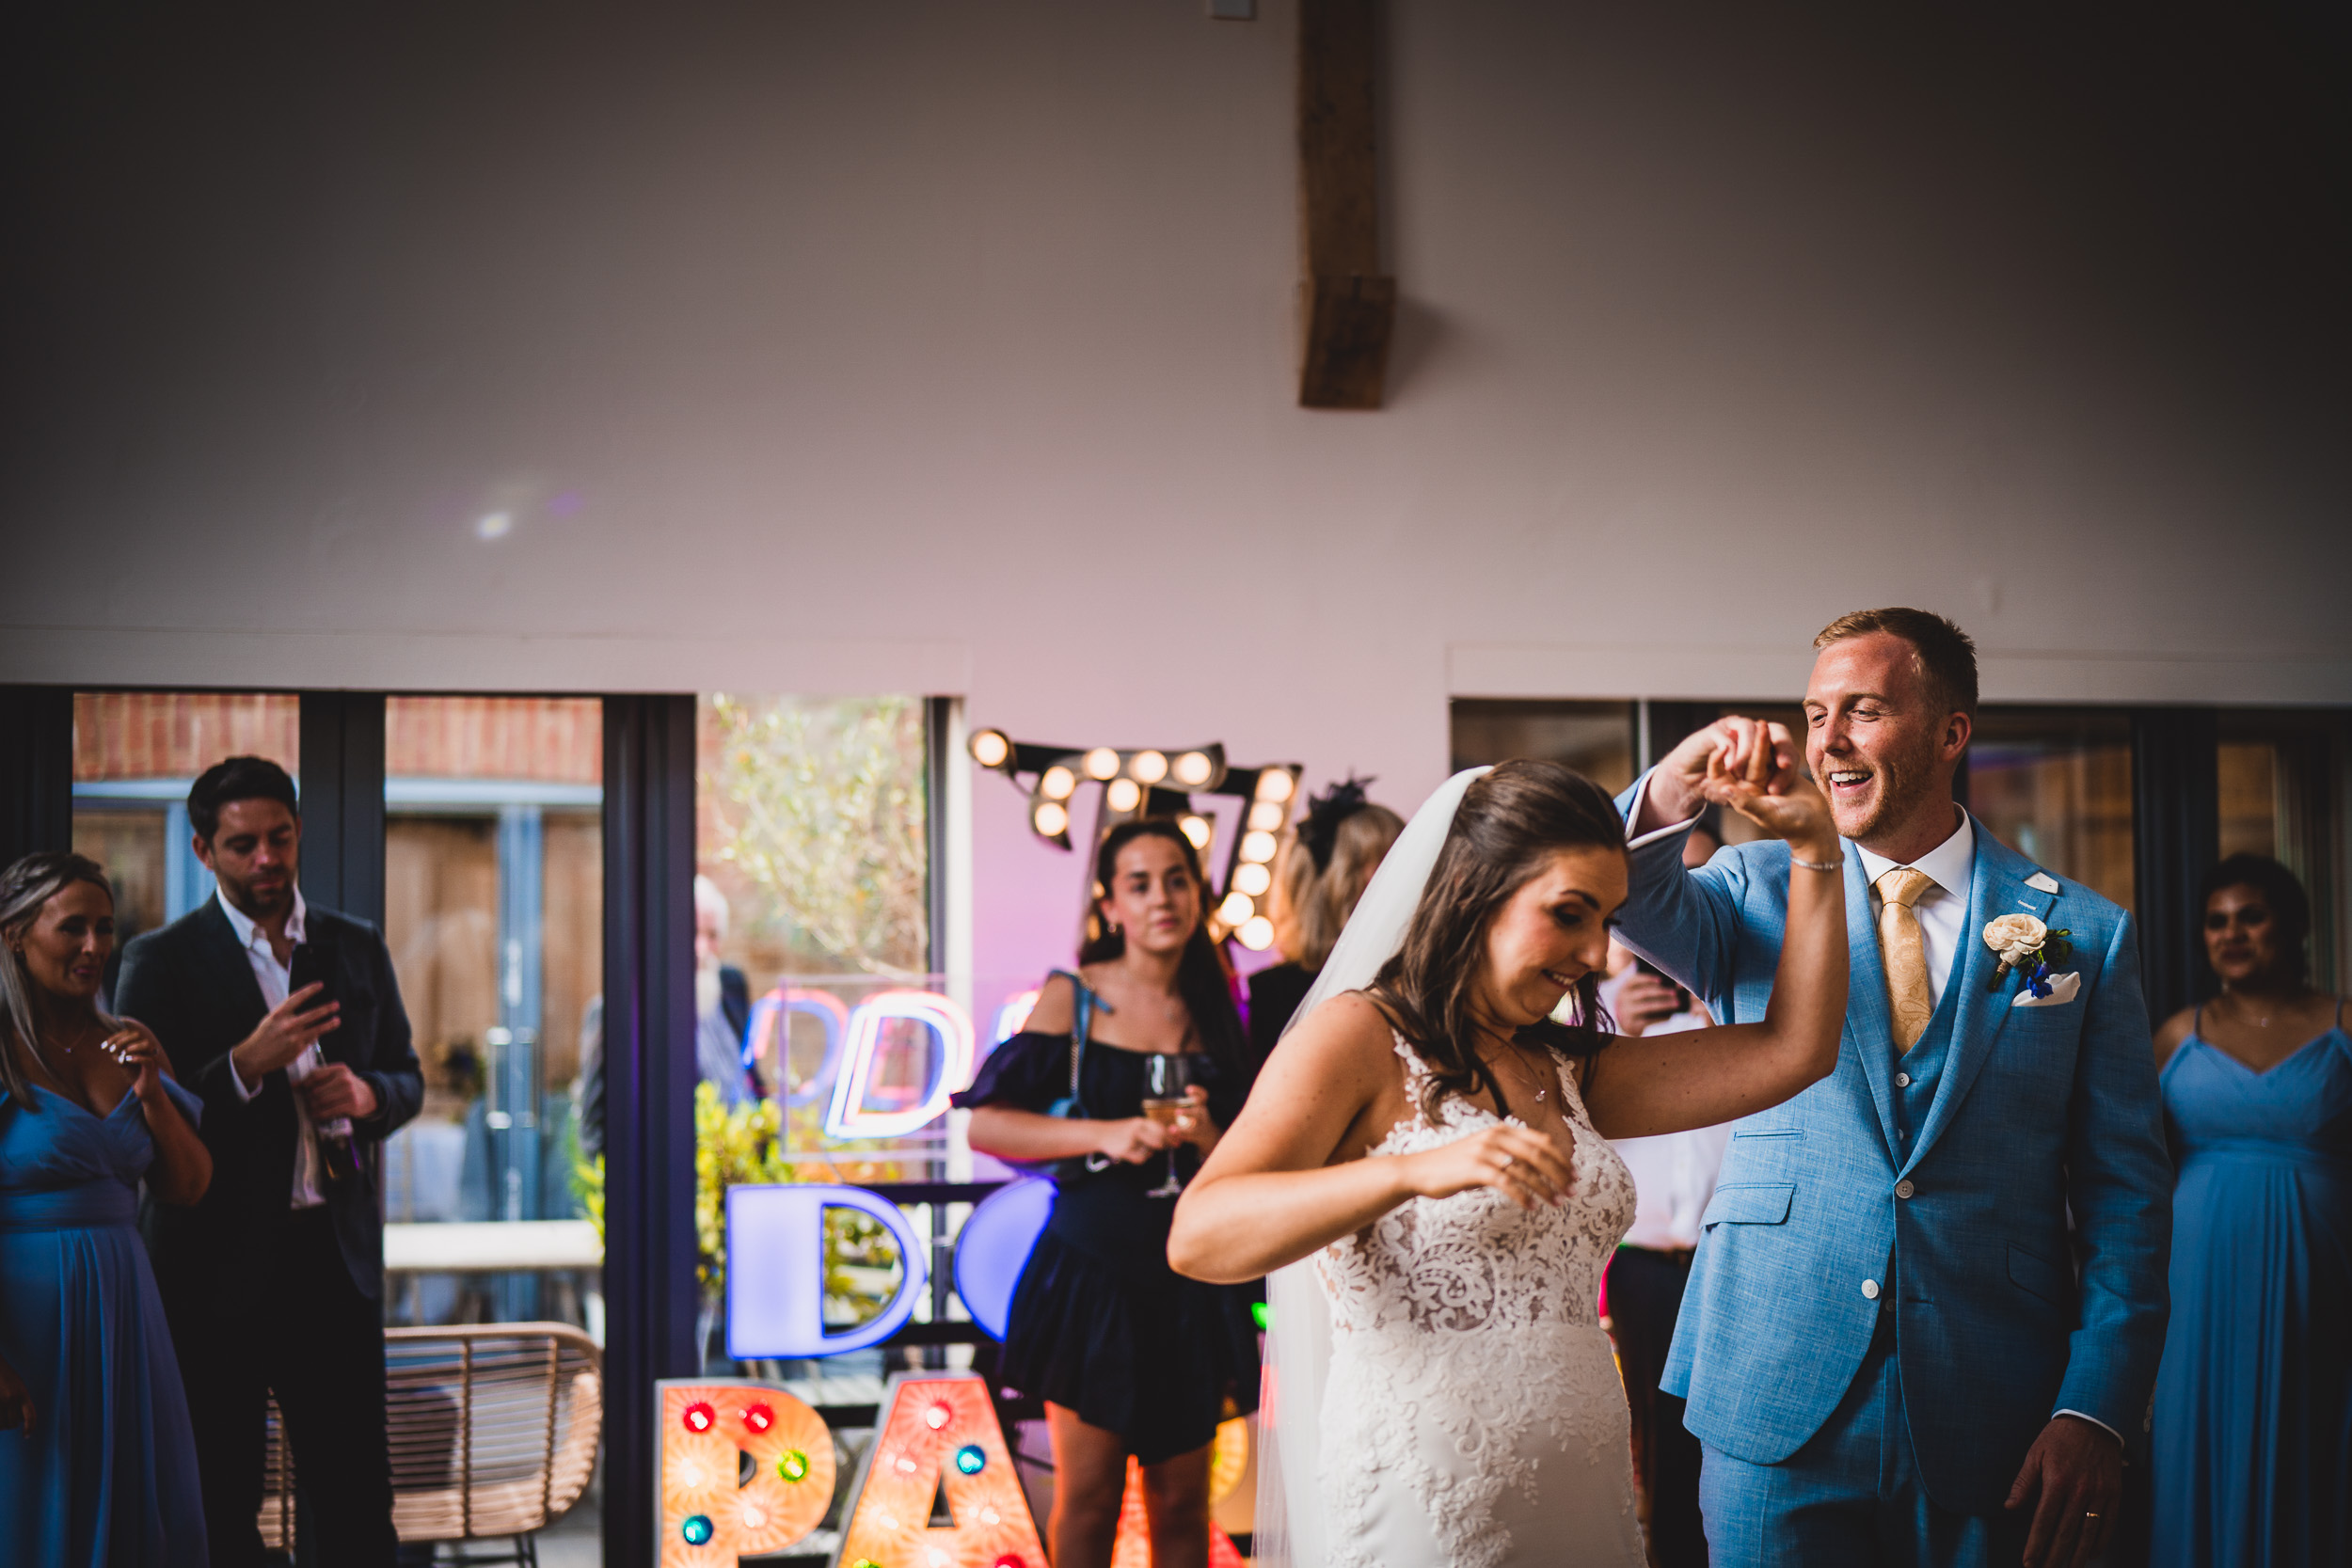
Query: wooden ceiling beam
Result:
<box><xmin>1296</xmin><ymin>0</ymin><xmax>1394</xmax><ymax>409</ymax></box>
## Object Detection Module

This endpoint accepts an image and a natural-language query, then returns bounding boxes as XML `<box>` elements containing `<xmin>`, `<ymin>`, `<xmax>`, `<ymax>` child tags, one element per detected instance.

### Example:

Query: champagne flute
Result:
<box><xmin>1140</xmin><ymin>1053</ymin><xmax>1193</xmax><ymax>1198</ymax></box>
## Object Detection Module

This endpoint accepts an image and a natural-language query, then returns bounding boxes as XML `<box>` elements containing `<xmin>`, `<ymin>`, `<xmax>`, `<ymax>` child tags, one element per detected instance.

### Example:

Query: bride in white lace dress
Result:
<box><xmin>1169</xmin><ymin>743</ymin><xmax>1848</xmax><ymax>1567</ymax></box>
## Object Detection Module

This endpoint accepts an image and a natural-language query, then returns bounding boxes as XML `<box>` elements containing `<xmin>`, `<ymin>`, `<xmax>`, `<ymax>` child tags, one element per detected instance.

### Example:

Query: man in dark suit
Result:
<box><xmin>115</xmin><ymin>755</ymin><xmax>422</xmax><ymax>1568</ymax></box>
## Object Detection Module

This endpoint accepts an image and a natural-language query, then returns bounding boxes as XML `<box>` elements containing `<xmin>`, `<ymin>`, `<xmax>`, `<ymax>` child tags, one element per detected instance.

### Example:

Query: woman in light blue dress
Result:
<box><xmin>2150</xmin><ymin>854</ymin><xmax>2350</xmax><ymax>1568</ymax></box>
<box><xmin>0</xmin><ymin>852</ymin><xmax>213</xmax><ymax>1566</ymax></box>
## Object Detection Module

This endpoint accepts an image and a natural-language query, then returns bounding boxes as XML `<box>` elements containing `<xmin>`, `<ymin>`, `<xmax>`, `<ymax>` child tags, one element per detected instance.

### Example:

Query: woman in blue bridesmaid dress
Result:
<box><xmin>2149</xmin><ymin>854</ymin><xmax>2350</xmax><ymax>1568</ymax></box>
<box><xmin>0</xmin><ymin>853</ymin><xmax>214</xmax><ymax>1566</ymax></box>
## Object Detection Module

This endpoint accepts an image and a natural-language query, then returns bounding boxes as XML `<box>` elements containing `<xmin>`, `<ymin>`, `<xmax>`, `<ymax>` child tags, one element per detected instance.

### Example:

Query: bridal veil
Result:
<box><xmin>1250</xmin><ymin>767</ymin><xmax>1490</xmax><ymax>1568</ymax></box>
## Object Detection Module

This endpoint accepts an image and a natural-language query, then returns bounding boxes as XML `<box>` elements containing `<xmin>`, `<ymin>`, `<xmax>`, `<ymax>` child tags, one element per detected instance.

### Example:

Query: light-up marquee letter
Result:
<box><xmin>742</xmin><ymin>987</ymin><xmax>850</xmax><ymax>1108</ymax></box>
<box><xmin>823</xmin><ymin>990</ymin><xmax>977</xmax><ymax>1140</ymax></box>
<box><xmin>1106</xmin><ymin>1419</ymin><xmax>1251</xmax><ymax>1568</ymax></box>
<box><xmin>835</xmin><ymin>1372</ymin><xmax>1046</xmax><ymax>1568</ymax></box>
<box><xmin>725</xmin><ymin>1185</ymin><xmax>928</xmax><ymax>1359</ymax></box>
<box><xmin>657</xmin><ymin>1381</ymin><xmax>834</xmax><ymax>1566</ymax></box>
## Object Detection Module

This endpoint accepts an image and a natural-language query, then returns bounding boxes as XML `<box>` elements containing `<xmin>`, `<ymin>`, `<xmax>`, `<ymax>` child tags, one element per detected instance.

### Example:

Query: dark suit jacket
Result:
<box><xmin>116</xmin><ymin>899</ymin><xmax>424</xmax><ymax>1305</ymax></box>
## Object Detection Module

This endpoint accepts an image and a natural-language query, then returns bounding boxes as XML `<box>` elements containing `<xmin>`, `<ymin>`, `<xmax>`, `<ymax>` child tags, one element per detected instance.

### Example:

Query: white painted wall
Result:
<box><xmin>4</xmin><ymin>2</ymin><xmax>2345</xmax><ymax>1004</ymax></box>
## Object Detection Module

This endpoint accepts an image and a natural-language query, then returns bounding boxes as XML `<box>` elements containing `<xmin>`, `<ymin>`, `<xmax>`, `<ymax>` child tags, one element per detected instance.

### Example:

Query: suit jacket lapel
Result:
<box><xmin>1902</xmin><ymin>822</ymin><xmax>2056</xmax><ymax>1174</ymax></box>
<box><xmin>1840</xmin><ymin>843</ymin><xmax>1901</xmax><ymax>1160</ymax></box>
<box><xmin>192</xmin><ymin>898</ymin><xmax>271</xmax><ymax>1030</ymax></box>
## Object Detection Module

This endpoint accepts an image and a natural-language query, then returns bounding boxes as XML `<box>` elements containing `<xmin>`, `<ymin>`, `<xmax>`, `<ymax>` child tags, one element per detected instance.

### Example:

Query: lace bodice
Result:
<box><xmin>1317</xmin><ymin>1033</ymin><xmax>1637</xmax><ymax>1336</ymax></box>
<box><xmin>1311</xmin><ymin>1033</ymin><xmax>1645</xmax><ymax>1568</ymax></box>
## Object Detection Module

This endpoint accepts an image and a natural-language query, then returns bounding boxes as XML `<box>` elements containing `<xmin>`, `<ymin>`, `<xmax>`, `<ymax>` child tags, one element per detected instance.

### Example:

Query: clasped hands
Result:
<box><xmin>1665</xmin><ymin>717</ymin><xmax>1839</xmax><ymax>862</ymax></box>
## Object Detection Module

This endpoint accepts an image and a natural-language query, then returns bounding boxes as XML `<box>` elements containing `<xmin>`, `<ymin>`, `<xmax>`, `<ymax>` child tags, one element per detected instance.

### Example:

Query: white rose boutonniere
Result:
<box><xmin>1984</xmin><ymin>913</ymin><xmax>2073</xmax><ymax>999</ymax></box>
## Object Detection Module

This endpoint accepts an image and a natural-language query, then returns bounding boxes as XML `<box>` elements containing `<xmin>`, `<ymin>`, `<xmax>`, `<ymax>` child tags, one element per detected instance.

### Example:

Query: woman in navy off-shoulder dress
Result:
<box><xmin>2149</xmin><ymin>854</ymin><xmax>2350</xmax><ymax>1568</ymax></box>
<box><xmin>956</xmin><ymin>818</ymin><xmax>1260</xmax><ymax>1568</ymax></box>
<box><xmin>0</xmin><ymin>853</ymin><xmax>214</xmax><ymax>1567</ymax></box>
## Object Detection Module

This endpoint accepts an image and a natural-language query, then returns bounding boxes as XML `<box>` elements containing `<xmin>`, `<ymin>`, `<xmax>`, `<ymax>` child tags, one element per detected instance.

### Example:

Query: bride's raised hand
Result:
<box><xmin>1699</xmin><ymin>729</ymin><xmax>1838</xmax><ymax>857</ymax></box>
<box><xmin>1399</xmin><ymin>1123</ymin><xmax>1576</xmax><ymax>1212</ymax></box>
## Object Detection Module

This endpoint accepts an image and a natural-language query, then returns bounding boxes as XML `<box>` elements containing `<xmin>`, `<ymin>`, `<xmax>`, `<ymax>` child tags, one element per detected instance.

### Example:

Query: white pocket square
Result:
<box><xmin>2012</xmin><ymin>972</ymin><xmax>2082</xmax><ymax>1007</ymax></box>
<box><xmin>2025</xmin><ymin>872</ymin><xmax>2060</xmax><ymax>894</ymax></box>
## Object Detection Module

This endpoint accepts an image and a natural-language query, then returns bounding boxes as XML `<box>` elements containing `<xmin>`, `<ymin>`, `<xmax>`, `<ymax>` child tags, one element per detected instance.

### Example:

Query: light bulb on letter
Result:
<box><xmin>1248</xmin><ymin>800</ymin><xmax>1286</xmax><ymax>832</ymax></box>
<box><xmin>1083</xmin><ymin>748</ymin><xmax>1120</xmax><ymax>781</ymax></box>
<box><xmin>1254</xmin><ymin>769</ymin><xmax>1295</xmax><ymax>803</ymax></box>
<box><xmin>1104</xmin><ymin>778</ymin><xmax>1141</xmax><ymax>813</ymax></box>
<box><xmin>1178</xmin><ymin>815</ymin><xmax>1213</xmax><ymax>848</ymax></box>
<box><xmin>1128</xmin><ymin>750</ymin><xmax>1168</xmax><ymax>784</ymax></box>
<box><xmin>1218</xmin><ymin>892</ymin><xmax>1255</xmax><ymax>927</ymax></box>
<box><xmin>969</xmin><ymin>730</ymin><xmax>1010</xmax><ymax>768</ymax></box>
<box><xmin>1041</xmin><ymin>766</ymin><xmax>1076</xmax><ymax>801</ymax></box>
<box><xmin>1172</xmin><ymin>752</ymin><xmax>1213</xmax><ymax>787</ymax></box>
<box><xmin>1034</xmin><ymin>801</ymin><xmax>1070</xmax><ymax>838</ymax></box>
<box><xmin>1232</xmin><ymin>863</ymin><xmax>1270</xmax><ymax>897</ymax></box>
<box><xmin>1240</xmin><ymin>831</ymin><xmax>1279</xmax><ymax>863</ymax></box>
<box><xmin>1239</xmin><ymin>916</ymin><xmax>1277</xmax><ymax>951</ymax></box>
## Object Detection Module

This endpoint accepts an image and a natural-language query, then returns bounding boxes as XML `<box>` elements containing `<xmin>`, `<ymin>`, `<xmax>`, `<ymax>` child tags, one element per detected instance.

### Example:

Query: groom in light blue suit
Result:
<box><xmin>1612</xmin><ymin>609</ymin><xmax>2170</xmax><ymax>1568</ymax></box>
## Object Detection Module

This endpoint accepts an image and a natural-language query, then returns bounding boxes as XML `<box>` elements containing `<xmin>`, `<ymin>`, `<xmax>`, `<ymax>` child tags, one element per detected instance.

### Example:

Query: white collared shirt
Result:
<box><xmin>1853</xmin><ymin>809</ymin><xmax>1976</xmax><ymax>1010</ymax></box>
<box><xmin>217</xmin><ymin>886</ymin><xmax>330</xmax><ymax>1210</ymax></box>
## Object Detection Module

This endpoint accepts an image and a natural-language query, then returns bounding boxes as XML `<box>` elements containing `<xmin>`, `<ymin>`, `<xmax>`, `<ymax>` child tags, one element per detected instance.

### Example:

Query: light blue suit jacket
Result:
<box><xmin>1612</xmin><ymin>779</ymin><xmax>2172</xmax><ymax>1513</ymax></box>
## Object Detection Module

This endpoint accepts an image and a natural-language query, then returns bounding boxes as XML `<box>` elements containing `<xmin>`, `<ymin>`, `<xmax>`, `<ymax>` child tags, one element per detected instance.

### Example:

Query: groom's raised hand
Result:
<box><xmin>1636</xmin><ymin>715</ymin><xmax>1800</xmax><ymax>834</ymax></box>
<box><xmin>2006</xmin><ymin>1414</ymin><xmax>2122</xmax><ymax>1568</ymax></box>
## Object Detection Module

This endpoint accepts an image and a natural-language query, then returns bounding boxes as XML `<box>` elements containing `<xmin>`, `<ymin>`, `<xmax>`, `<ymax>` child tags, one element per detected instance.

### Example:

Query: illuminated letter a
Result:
<box><xmin>835</xmin><ymin>1372</ymin><xmax>1047</xmax><ymax>1568</ymax></box>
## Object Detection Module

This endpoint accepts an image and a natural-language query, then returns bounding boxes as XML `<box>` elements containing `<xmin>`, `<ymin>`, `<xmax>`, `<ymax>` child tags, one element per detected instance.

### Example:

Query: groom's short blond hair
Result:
<box><xmin>1815</xmin><ymin>607</ymin><xmax>1979</xmax><ymax>718</ymax></box>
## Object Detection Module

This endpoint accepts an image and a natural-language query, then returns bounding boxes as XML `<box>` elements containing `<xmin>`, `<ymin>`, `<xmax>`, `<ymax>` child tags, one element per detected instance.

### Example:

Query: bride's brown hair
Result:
<box><xmin>1367</xmin><ymin>760</ymin><xmax>1622</xmax><ymax>1121</ymax></box>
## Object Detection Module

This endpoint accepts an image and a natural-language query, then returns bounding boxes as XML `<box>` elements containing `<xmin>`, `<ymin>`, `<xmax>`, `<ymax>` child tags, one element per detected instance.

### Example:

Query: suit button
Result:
<box><xmin>1861</xmin><ymin>1278</ymin><xmax>1880</xmax><ymax>1300</ymax></box>
<box><xmin>1895</xmin><ymin>1180</ymin><xmax>1915</xmax><ymax>1199</ymax></box>
<box><xmin>1896</xmin><ymin>1072</ymin><xmax>1911</xmax><ymax>1087</ymax></box>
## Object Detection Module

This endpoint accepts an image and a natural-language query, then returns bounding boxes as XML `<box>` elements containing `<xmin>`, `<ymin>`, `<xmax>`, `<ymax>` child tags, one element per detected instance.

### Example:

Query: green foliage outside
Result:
<box><xmin>703</xmin><ymin>694</ymin><xmax>930</xmax><ymax>978</ymax></box>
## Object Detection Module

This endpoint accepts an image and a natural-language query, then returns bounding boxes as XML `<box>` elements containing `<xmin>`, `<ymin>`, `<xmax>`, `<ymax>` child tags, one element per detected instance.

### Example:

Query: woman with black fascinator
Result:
<box><xmin>955</xmin><ymin>818</ymin><xmax>1260</xmax><ymax>1568</ymax></box>
<box><xmin>1247</xmin><ymin>777</ymin><xmax>1405</xmax><ymax>1059</ymax></box>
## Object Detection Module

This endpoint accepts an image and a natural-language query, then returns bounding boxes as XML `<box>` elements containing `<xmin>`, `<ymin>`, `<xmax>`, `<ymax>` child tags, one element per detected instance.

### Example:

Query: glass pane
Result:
<box><xmin>70</xmin><ymin>692</ymin><xmax>302</xmax><ymax>990</ymax></box>
<box><xmin>380</xmin><ymin>697</ymin><xmax>601</xmax><ymax>1329</ymax></box>
<box><xmin>694</xmin><ymin>694</ymin><xmax>940</xmax><ymax>1382</ymax></box>
<box><xmin>1449</xmin><ymin>700</ymin><xmax>1636</xmax><ymax>793</ymax></box>
<box><xmin>2217</xmin><ymin>712</ymin><xmax>2347</xmax><ymax>991</ymax></box>
<box><xmin>1964</xmin><ymin>709</ymin><xmax>2135</xmax><ymax>910</ymax></box>
<box><xmin>696</xmin><ymin>695</ymin><xmax>935</xmax><ymax>1165</ymax></box>
<box><xmin>2217</xmin><ymin>741</ymin><xmax>2279</xmax><ymax>861</ymax></box>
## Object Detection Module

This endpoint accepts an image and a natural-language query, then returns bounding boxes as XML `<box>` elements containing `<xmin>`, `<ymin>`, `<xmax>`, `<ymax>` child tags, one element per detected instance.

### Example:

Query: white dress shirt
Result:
<box><xmin>218</xmin><ymin>886</ymin><xmax>331</xmax><ymax>1210</ymax></box>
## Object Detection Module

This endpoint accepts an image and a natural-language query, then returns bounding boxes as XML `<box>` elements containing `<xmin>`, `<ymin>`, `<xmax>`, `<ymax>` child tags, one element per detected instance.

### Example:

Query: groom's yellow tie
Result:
<box><xmin>1875</xmin><ymin>866</ymin><xmax>1936</xmax><ymax>1053</ymax></box>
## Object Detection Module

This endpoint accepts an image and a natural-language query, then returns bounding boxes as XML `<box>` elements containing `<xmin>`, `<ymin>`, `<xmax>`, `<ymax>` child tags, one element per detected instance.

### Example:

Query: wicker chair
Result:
<box><xmin>260</xmin><ymin>1323</ymin><xmax>602</xmax><ymax>1566</ymax></box>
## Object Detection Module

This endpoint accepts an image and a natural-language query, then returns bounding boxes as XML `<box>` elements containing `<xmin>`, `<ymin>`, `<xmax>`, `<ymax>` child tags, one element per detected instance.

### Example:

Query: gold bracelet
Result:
<box><xmin>1790</xmin><ymin>855</ymin><xmax>1842</xmax><ymax>872</ymax></box>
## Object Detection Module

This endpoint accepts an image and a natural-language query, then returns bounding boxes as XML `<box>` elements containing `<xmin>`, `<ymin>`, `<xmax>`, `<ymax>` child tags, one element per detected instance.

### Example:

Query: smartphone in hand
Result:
<box><xmin>287</xmin><ymin>942</ymin><xmax>334</xmax><ymax>1011</ymax></box>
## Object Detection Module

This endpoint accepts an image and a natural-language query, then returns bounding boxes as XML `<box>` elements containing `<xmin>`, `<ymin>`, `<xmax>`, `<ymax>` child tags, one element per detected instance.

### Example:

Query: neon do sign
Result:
<box><xmin>740</xmin><ymin>986</ymin><xmax>977</xmax><ymax>1140</ymax></box>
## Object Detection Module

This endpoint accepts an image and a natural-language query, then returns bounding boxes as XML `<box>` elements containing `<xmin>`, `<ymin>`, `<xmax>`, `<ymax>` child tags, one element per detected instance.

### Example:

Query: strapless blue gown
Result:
<box><xmin>2149</xmin><ymin>1012</ymin><xmax>2351</xmax><ymax>1568</ymax></box>
<box><xmin>0</xmin><ymin>1078</ymin><xmax>209</xmax><ymax>1566</ymax></box>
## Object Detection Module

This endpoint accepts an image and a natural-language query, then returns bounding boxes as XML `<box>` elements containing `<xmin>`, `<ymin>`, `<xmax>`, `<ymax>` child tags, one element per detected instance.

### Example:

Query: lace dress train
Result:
<box><xmin>1312</xmin><ymin>1036</ymin><xmax>1647</xmax><ymax>1568</ymax></box>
